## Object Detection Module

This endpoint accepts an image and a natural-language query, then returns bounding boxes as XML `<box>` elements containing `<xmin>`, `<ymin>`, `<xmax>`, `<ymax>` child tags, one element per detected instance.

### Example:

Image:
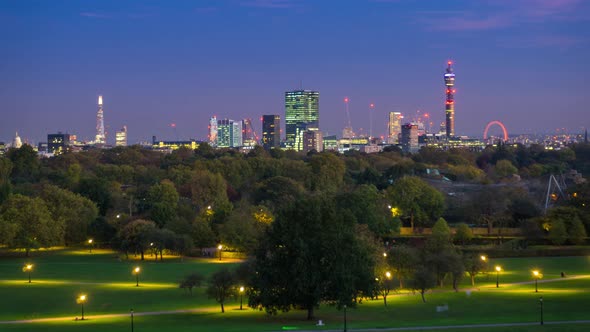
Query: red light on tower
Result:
<box><xmin>344</xmin><ymin>97</ymin><xmax>349</xmax><ymax>103</ymax></box>
<box><xmin>171</xmin><ymin>123</ymin><xmax>176</xmax><ymax>128</ymax></box>
<box><xmin>448</xmin><ymin>60</ymin><xmax>452</xmax><ymax>65</ymax></box>
<box><xmin>370</xmin><ymin>103</ymin><xmax>374</xmax><ymax>108</ymax></box>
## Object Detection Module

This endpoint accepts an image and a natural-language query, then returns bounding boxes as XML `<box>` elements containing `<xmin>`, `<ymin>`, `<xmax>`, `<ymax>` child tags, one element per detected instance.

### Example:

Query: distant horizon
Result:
<box><xmin>2</xmin><ymin>1</ymin><xmax>588</xmax><ymax>144</ymax></box>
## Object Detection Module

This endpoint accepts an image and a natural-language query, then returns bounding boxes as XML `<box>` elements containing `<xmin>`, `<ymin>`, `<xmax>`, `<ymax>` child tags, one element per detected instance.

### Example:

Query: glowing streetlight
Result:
<box><xmin>495</xmin><ymin>266</ymin><xmax>502</xmax><ymax>288</ymax></box>
<box><xmin>88</xmin><ymin>239</ymin><xmax>94</xmax><ymax>253</ymax></box>
<box><xmin>133</xmin><ymin>267</ymin><xmax>141</xmax><ymax>287</ymax></box>
<box><xmin>383</xmin><ymin>252</ymin><xmax>387</xmax><ymax>258</ymax></box>
<box><xmin>239</xmin><ymin>286</ymin><xmax>245</xmax><ymax>310</ymax></box>
<box><xmin>385</xmin><ymin>271</ymin><xmax>392</xmax><ymax>279</ymax></box>
<box><xmin>217</xmin><ymin>244</ymin><xmax>223</xmax><ymax>261</ymax></box>
<box><xmin>480</xmin><ymin>255</ymin><xmax>487</xmax><ymax>262</ymax></box>
<box><xmin>23</xmin><ymin>264</ymin><xmax>33</xmax><ymax>283</ymax></box>
<box><xmin>532</xmin><ymin>270</ymin><xmax>541</xmax><ymax>293</ymax></box>
<box><xmin>77</xmin><ymin>294</ymin><xmax>87</xmax><ymax>320</ymax></box>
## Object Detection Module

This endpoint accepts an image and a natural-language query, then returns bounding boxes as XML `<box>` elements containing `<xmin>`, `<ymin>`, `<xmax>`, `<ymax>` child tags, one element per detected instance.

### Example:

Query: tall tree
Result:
<box><xmin>0</xmin><ymin>158</ymin><xmax>13</xmax><ymax>204</ymax></box>
<box><xmin>249</xmin><ymin>194</ymin><xmax>376</xmax><ymax>320</ymax></box>
<box><xmin>0</xmin><ymin>194</ymin><xmax>64</xmax><ymax>256</ymax></box>
<box><xmin>41</xmin><ymin>185</ymin><xmax>98</xmax><ymax>245</ymax></box>
<box><xmin>207</xmin><ymin>268</ymin><xmax>235</xmax><ymax>313</ymax></box>
<box><xmin>386</xmin><ymin>176</ymin><xmax>445</xmax><ymax>231</ymax></box>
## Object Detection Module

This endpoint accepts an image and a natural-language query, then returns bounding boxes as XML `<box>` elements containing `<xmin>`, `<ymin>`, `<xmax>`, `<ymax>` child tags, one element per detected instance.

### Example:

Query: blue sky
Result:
<box><xmin>1</xmin><ymin>0</ymin><xmax>589</xmax><ymax>144</ymax></box>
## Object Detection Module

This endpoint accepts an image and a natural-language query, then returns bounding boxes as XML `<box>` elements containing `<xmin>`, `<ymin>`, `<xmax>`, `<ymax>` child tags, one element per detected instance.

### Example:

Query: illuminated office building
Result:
<box><xmin>48</xmin><ymin>132</ymin><xmax>70</xmax><ymax>155</ymax></box>
<box><xmin>388</xmin><ymin>112</ymin><xmax>402</xmax><ymax>144</ymax></box>
<box><xmin>262</xmin><ymin>115</ymin><xmax>280</xmax><ymax>150</ymax></box>
<box><xmin>401</xmin><ymin>124</ymin><xmax>419</xmax><ymax>153</ymax></box>
<box><xmin>285</xmin><ymin>90</ymin><xmax>319</xmax><ymax>151</ymax></box>
<box><xmin>95</xmin><ymin>95</ymin><xmax>106</xmax><ymax>145</ymax></box>
<box><xmin>116</xmin><ymin>126</ymin><xmax>128</xmax><ymax>147</ymax></box>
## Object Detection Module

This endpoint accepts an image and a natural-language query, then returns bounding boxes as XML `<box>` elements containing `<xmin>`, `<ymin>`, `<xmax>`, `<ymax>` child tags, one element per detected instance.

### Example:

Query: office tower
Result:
<box><xmin>242</xmin><ymin>118</ymin><xmax>257</xmax><ymax>147</ymax></box>
<box><xmin>262</xmin><ymin>115</ymin><xmax>280</xmax><ymax>150</ymax></box>
<box><xmin>116</xmin><ymin>126</ymin><xmax>128</xmax><ymax>147</ymax></box>
<box><xmin>95</xmin><ymin>95</ymin><xmax>106</xmax><ymax>144</ymax></box>
<box><xmin>401</xmin><ymin>124</ymin><xmax>419</xmax><ymax>153</ymax></box>
<box><xmin>208</xmin><ymin>116</ymin><xmax>218</xmax><ymax>146</ymax></box>
<box><xmin>444</xmin><ymin>61</ymin><xmax>456</xmax><ymax>137</ymax></box>
<box><xmin>285</xmin><ymin>90</ymin><xmax>319</xmax><ymax>151</ymax></box>
<box><xmin>232</xmin><ymin>120</ymin><xmax>243</xmax><ymax>147</ymax></box>
<box><xmin>12</xmin><ymin>132</ymin><xmax>22</xmax><ymax>148</ymax></box>
<box><xmin>302</xmin><ymin>130</ymin><xmax>323</xmax><ymax>153</ymax></box>
<box><xmin>216</xmin><ymin>119</ymin><xmax>232</xmax><ymax>148</ymax></box>
<box><xmin>216</xmin><ymin>118</ymin><xmax>243</xmax><ymax>148</ymax></box>
<box><xmin>48</xmin><ymin>132</ymin><xmax>70</xmax><ymax>155</ymax></box>
<box><xmin>388</xmin><ymin>112</ymin><xmax>402</xmax><ymax>144</ymax></box>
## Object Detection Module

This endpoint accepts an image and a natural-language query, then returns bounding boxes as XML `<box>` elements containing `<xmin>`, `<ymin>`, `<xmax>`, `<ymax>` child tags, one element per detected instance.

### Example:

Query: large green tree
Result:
<box><xmin>0</xmin><ymin>194</ymin><xmax>64</xmax><ymax>255</ymax></box>
<box><xmin>386</xmin><ymin>176</ymin><xmax>445</xmax><ymax>231</ymax></box>
<box><xmin>249</xmin><ymin>194</ymin><xmax>376</xmax><ymax>320</ymax></box>
<box><xmin>41</xmin><ymin>185</ymin><xmax>98</xmax><ymax>245</ymax></box>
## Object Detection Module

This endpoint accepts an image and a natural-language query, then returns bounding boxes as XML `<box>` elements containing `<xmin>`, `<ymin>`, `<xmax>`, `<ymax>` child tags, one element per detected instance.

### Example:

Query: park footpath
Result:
<box><xmin>1</xmin><ymin>275</ymin><xmax>590</xmax><ymax>330</ymax></box>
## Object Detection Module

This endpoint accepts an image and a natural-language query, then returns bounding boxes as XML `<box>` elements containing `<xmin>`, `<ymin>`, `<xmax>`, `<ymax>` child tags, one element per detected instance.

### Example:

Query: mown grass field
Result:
<box><xmin>0</xmin><ymin>249</ymin><xmax>589</xmax><ymax>331</ymax></box>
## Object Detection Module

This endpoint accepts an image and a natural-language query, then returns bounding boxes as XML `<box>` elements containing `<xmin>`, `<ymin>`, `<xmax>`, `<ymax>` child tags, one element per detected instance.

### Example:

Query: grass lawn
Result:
<box><xmin>0</xmin><ymin>250</ymin><xmax>589</xmax><ymax>331</ymax></box>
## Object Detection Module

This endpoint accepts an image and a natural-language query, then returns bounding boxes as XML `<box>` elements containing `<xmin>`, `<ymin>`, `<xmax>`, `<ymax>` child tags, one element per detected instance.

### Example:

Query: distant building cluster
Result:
<box><xmin>2</xmin><ymin>62</ymin><xmax>588</xmax><ymax>157</ymax></box>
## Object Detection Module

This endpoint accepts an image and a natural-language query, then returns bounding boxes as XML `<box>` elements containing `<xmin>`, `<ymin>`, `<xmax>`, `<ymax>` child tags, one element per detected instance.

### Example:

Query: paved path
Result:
<box><xmin>282</xmin><ymin>320</ymin><xmax>590</xmax><ymax>332</ymax></box>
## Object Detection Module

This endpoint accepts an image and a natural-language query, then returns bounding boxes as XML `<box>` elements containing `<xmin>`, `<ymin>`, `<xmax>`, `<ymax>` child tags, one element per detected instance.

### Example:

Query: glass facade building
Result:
<box><xmin>285</xmin><ymin>90</ymin><xmax>319</xmax><ymax>151</ymax></box>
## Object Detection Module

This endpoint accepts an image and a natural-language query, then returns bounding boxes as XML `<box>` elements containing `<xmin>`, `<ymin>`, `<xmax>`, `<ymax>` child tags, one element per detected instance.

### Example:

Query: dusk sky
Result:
<box><xmin>1</xmin><ymin>0</ymin><xmax>589</xmax><ymax>145</ymax></box>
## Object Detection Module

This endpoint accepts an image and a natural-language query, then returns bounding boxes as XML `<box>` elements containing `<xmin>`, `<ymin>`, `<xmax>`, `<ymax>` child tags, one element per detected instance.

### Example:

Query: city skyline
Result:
<box><xmin>1</xmin><ymin>0</ymin><xmax>589</xmax><ymax>144</ymax></box>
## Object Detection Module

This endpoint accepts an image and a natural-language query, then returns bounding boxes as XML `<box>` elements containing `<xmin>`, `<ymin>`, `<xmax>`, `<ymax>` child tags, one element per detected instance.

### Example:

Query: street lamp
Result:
<box><xmin>77</xmin><ymin>294</ymin><xmax>87</xmax><ymax>320</ymax></box>
<box><xmin>480</xmin><ymin>255</ymin><xmax>487</xmax><ymax>262</ymax></box>
<box><xmin>88</xmin><ymin>239</ymin><xmax>93</xmax><ymax>253</ymax></box>
<box><xmin>130</xmin><ymin>309</ymin><xmax>134</xmax><ymax>332</ymax></box>
<box><xmin>218</xmin><ymin>244</ymin><xmax>223</xmax><ymax>261</ymax></box>
<box><xmin>23</xmin><ymin>264</ymin><xmax>33</xmax><ymax>283</ymax></box>
<box><xmin>532</xmin><ymin>270</ymin><xmax>541</xmax><ymax>293</ymax></box>
<box><xmin>386</xmin><ymin>271</ymin><xmax>392</xmax><ymax>279</ymax></box>
<box><xmin>383</xmin><ymin>252</ymin><xmax>387</xmax><ymax>258</ymax></box>
<box><xmin>539</xmin><ymin>296</ymin><xmax>544</xmax><ymax>325</ymax></box>
<box><xmin>495</xmin><ymin>266</ymin><xmax>502</xmax><ymax>288</ymax></box>
<box><xmin>133</xmin><ymin>267</ymin><xmax>141</xmax><ymax>287</ymax></box>
<box><xmin>239</xmin><ymin>286</ymin><xmax>245</xmax><ymax>310</ymax></box>
<box><xmin>343</xmin><ymin>304</ymin><xmax>347</xmax><ymax>332</ymax></box>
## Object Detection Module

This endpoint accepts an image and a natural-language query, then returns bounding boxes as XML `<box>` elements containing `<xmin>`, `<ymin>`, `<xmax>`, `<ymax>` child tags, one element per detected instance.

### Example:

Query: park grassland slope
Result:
<box><xmin>1</xmin><ymin>249</ymin><xmax>589</xmax><ymax>332</ymax></box>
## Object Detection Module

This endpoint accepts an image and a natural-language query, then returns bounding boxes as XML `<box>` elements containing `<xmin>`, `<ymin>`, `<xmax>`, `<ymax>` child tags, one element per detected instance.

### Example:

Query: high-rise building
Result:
<box><xmin>242</xmin><ymin>118</ymin><xmax>257</xmax><ymax>147</ymax></box>
<box><xmin>216</xmin><ymin>119</ymin><xmax>232</xmax><ymax>148</ymax></box>
<box><xmin>232</xmin><ymin>120</ymin><xmax>243</xmax><ymax>147</ymax></box>
<box><xmin>388</xmin><ymin>112</ymin><xmax>403</xmax><ymax>144</ymax></box>
<box><xmin>48</xmin><ymin>132</ymin><xmax>70</xmax><ymax>155</ymax></box>
<box><xmin>208</xmin><ymin>116</ymin><xmax>218</xmax><ymax>146</ymax></box>
<box><xmin>285</xmin><ymin>90</ymin><xmax>319</xmax><ymax>151</ymax></box>
<box><xmin>262</xmin><ymin>115</ymin><xmax>280</xmax><ymax>150</ymax></box>
<box><xmin>216</xmin><ymin>118</ymin><xmax>243</xmax><ymax>148</ymax></box>
<box><xmin>116</xmin><ymin>126</ymin><xmax>128</xmax><ymax>147</ymax></box>
<box><xmin>444</xmin><ymin>61</ymin><xmax>456</xmax><ymax>137</ymax></box>
<box><xmin>95</xmin><ymin>95</ymin><xmax>106</xmax><ymax>144</ymax></box>
<box><xmin>302</xmin><ymin>130</ymin><xmax>323</xmax><ymax>153</ymax></box>
<box><xmin>401</xmin><ymin>124</ymin><xmax>419</xmax><ymax>153</ymax></box>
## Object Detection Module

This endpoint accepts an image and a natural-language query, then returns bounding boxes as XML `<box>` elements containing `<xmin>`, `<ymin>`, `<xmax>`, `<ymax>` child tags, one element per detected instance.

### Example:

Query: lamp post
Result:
<box><xmin>130</xmin><ymin>309</ymin><xmax>134</xmax><ymax>332</ymax></box>
<box><xmin>533</xmin><ymin>270</ymin><xmax>540</xmax><ymax>293</ymax></box>
<box><xmin>218</xmin><ymin>244</ymin><xmax>223</xmax><ymax>261</ymax></box>
<box><xmin>480</xmin><ymin>255</ymin><xmax>487</xmax><ymax>262</ymax></box>
<box><xmin>495</xmin><ymin>266</ymin><xmax>501</xmax><ymax>288</ymax></box>
<box><xmin>539</xmin><ymin>296</ymin><xmax>544</xmax><ymax>325</ymax></box>
<box><xmin>88</xmin><ymin>239</ymin><xmax>93</xmax><ymax>253</ymax></box>
<box><xmin>343</xmin><ymin>304</ymin><xmax>347</xmax><ymax>332</ymax></box>
<box><xmin>77</xmin><ymin>294</ymin><xmax>87</xmax><ymax>320</ymax></box>
<box><xmin>133</xmin><ymin>267</ymin><xmax>141</xmax><ymax>287</ymax></box>
<box><xmin>239</xmin><ymin>286</ymin><xmax>244</xmax><ymax>310</ymax></box>
<box><xmin>23</xmin><ymin>264</ymin><xmax>33</xmax><ymax>283</ymax></box>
